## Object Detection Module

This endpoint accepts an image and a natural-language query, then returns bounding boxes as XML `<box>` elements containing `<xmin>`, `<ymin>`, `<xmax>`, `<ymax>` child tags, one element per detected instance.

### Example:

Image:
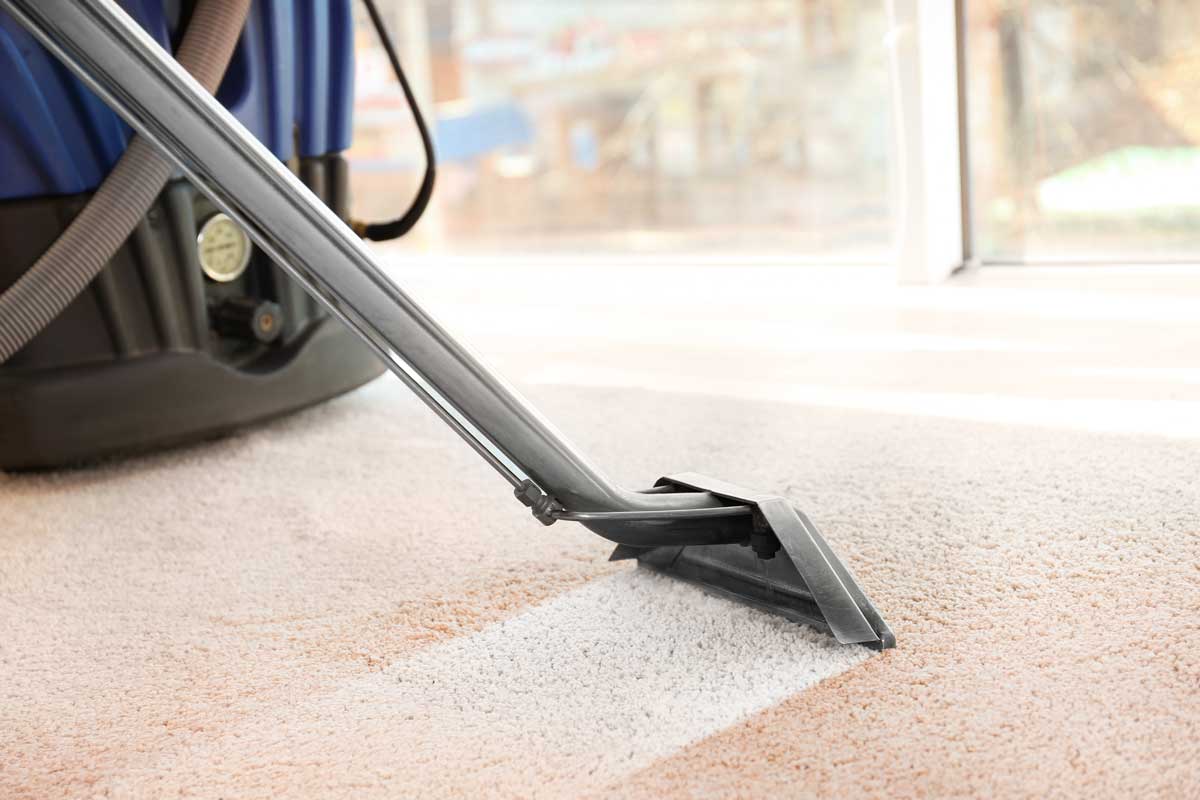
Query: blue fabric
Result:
<box><xmin>0</xmin><ymin>0</ymin><xmax>355</xmax><ymax>201</ymax></box>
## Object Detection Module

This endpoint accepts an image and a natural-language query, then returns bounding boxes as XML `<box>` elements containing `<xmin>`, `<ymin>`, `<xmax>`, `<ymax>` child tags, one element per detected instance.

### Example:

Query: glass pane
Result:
<box><xmin>350</xmin><ymin>1</ymin><xmax>896</xmax><ymax>261</ymax></box>
<box><xmin>967</xmin><ymin>1</ymin><xmax>1200</xmax><ymax>261</ymax></box>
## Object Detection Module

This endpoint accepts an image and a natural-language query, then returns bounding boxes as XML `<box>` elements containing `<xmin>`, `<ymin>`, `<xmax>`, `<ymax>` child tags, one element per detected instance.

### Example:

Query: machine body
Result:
<box><xmin>0</xmin><ymin>1</ymin><xmax>381</xmax><ymax>469</ymax></box>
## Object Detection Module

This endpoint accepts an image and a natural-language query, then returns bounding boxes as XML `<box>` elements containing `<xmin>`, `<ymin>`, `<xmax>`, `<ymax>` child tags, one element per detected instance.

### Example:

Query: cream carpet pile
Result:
<box><xmin>2</xmin><ymin>262</ymin><xmax>1200</xmax><ymax>796</ymax></box>
<box><xmin>3</xmin><ymin>373</ymin><xmax>1198</xmax><ymax>797</ymax></box>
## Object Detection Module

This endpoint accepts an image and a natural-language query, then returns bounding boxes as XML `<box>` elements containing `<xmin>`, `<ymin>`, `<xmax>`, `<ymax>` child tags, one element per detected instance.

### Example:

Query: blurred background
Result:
<box><xmin>347</xmin><ymin>0</ymin><xmax>1200</xmax><ymax>263</ymax></box>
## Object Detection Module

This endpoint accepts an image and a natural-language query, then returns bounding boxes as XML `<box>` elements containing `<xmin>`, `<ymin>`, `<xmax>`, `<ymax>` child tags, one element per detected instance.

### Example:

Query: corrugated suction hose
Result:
<box><xmin>0</xmin><ymin>0</ymin><xmax>252</xmax><ymax>363</ymax></box>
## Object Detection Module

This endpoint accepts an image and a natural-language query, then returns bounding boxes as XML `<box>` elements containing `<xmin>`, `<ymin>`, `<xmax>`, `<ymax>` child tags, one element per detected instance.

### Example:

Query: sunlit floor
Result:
<box><xmin>3</xmin><ymin>256</ymin><xmax>1197</xmax><ymax>798</ymax></box>
<box><xmin>385</xmin><ymin>255</ymin><xmax>1200</xmax><ymax>439</ymax></box>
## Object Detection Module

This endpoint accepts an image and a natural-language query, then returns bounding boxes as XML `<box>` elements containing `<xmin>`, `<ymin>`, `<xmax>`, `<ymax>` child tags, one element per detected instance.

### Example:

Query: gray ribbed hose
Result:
<box><xmin>0</xmin><ymin>0</ymin><xmax>251</xmax><ymax>362</ymax></box>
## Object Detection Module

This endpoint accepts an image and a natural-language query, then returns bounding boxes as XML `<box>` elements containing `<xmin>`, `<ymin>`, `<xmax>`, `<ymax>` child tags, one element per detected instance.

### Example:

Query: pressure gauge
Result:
<box><xmin>196</xmin><ymin>213</ymin><xmax>252</xmax><ymax>282</ymax></box>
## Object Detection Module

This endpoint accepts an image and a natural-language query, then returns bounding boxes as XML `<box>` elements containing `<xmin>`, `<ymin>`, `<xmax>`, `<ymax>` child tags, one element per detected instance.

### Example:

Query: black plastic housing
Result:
<box><xmin>0</xmin><ymin>154</ymin><xmax>383</xmax><ymax>469</ymax></box>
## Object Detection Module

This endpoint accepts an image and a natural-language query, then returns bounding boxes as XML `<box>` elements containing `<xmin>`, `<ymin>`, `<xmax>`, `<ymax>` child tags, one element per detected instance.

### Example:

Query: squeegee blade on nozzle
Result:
<box><xmin>616</xmin><ymin>473</ymin><xmax>895</xmax><ymax>650</ymax></box>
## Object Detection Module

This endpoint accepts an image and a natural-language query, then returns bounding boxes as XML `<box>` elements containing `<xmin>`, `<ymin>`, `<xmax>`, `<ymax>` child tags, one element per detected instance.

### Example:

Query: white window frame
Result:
<box><xmin>887</xmin><ymin>0</ymin><xmax>970</xmax><ymax>284</ymax></box>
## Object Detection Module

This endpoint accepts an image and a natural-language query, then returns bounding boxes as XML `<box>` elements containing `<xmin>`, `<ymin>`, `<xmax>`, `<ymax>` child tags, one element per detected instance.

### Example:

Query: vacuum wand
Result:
<box><xmin>3</xmin><ymin>0</ymin><xmax>894</xmax><ymax>649</ymax></box>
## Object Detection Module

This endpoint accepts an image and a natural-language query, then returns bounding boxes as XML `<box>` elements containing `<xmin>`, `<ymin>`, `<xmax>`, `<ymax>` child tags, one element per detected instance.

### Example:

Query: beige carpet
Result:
<box><xmin>3</xmin><ymin>263</ymin><xmax>1199</xmax><ymax>797</ymax></box>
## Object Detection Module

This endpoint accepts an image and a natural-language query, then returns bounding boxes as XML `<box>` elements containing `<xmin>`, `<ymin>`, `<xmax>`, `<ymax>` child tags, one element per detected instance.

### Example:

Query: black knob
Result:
<box><xmin>210</xmin><ymin>297</ymin><xmax>283</xmax><ymax>343</ymax></box>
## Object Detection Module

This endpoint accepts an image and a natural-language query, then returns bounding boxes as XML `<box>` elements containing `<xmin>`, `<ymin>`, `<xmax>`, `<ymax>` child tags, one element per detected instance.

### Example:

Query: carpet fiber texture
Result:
<box><xmin>2</xmin><ymin>375</ymin><xmax>1198</xmax><ymax>798</ymax></box>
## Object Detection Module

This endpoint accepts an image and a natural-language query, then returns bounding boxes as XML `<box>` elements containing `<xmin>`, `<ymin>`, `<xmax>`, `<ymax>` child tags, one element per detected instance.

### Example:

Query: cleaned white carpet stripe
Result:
<box><xmin>149</xmin><ymin>569</ymin><xmax>871</xmax><ymax>796</ymax></box>
<box><xmin>318</xmin><ymin>569</ymin><xmax>870</xmax><ymax>794</ymax></box>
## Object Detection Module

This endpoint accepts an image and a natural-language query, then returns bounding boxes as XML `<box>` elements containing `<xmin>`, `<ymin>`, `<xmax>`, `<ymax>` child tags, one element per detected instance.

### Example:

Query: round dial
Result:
<box><xmin>196</xmin><ymin>213</ymin><xmax>252</xmax><ymax>282</ymax></box>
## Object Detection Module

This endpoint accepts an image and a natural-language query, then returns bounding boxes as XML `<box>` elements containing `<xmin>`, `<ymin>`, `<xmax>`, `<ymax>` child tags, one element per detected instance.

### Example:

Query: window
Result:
<box><xmin>967</xmin><ymin>0</ymin><xmax>1200</xmax><ymax>261</ymax></box>
<box><xmin>350</xmin><ymin>0</ymin><xmax>898</xmax><ymax>261</ymax></box>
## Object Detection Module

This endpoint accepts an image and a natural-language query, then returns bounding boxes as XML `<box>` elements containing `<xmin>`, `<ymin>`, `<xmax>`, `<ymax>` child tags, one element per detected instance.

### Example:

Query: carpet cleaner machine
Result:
<box><xmin>0</xmin><ymin>0</ymin><xmax>894</xmax><ymax>649</ymax></box>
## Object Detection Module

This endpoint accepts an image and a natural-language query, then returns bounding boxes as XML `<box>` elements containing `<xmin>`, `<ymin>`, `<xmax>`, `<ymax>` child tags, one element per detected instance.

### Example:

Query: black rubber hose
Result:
<box><xmin>352</xmin><ymin>0</ymin><xmax>437</xmax><ymax>243</ymax></box>
<box><xmin>0</xmin><ymin>0</ymin><xmax>252</xmax><ymax>363</ymax></box>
